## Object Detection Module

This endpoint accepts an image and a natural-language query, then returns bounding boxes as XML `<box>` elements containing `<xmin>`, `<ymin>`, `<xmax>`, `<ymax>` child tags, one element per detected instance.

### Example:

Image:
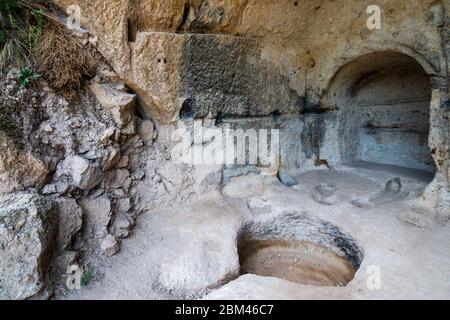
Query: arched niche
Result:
<box><xmin>324</xmin><ymin>51</ymin><xmax>436</xmax><ymax>173</ymax></box>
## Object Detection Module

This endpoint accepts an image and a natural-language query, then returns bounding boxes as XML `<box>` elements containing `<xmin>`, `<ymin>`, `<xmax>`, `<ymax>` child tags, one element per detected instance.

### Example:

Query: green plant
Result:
<box><xmin>28</xmin><ymin>8</ymin><xmax>45</xmax><ymax>52</ymax></box>
<box><xmin>81</xmin><ymin>270</ymin><xmax>94</xmax><ymax>287</ymax></box>
<box><xmin>1</xmin><ymin>1</ymin><xmax>96</xmax><ymax>98</ymax></box>
<box><xmin>17</xmin><ymin>66</ymin><xmax>41</xmax><ymax>87</ymax></box>
<box><xmin>0</xmin><ymin>30</ymin><xmax>6</xmax><ymax>44</ymax></box>
<box><xmin>0</xmin><ymin>0</ymin><xmax>48</xmax><ymax>72</ymax></box>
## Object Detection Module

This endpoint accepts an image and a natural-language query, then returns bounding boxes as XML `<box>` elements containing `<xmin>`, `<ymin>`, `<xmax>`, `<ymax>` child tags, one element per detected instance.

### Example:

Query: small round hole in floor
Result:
<box><xmin>238</xmin><ymin>212</ymin><xmax>364</xmax><ymax>287</ymax></box>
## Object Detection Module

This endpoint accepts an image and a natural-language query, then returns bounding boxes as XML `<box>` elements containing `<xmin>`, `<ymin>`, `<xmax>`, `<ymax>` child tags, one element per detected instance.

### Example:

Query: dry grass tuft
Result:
<box><xmin>38</xmin><ymin>20</ymin><xmax>97</xmax><ymax>100</ymax></box>
<box><xmin>0</xmin><ymin>40</ymin><xmax>20</xmax><ymax>73</ymax></box>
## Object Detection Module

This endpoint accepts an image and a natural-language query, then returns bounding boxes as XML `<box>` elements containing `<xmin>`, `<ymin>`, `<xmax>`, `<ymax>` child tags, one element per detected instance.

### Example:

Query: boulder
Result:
<box><xmin>0</xmin><ymin>193</ymin><xmax>57</xmax><ymax>299</ymax></box>
<box><xmin>386</xmin><ymin>178</ymin><xmax>402</xmax><ymax>193</ymax></box>
<box><xmin>311</xmin><ymin>183</ymin><xmax>338</xmax><ymax>206</ymax></box>
<box><xmin>79</xmin><ymin>195</ymin><xmax>111</xmax><ymax>238</ymax></box>
<box><xmin>111</xmin><ymin>212</ymin><xmax>133</xmax><ymax>239</ymax></box>
<box><xmin>137</xmin><ymin>119</ymin><xmax>155</xmax><ymax>143</ymax></box>
<box><xmin>55</xmin><ymin>198</ymin><xmax>83</xmax><ymax>251</ymax></box>
<box><xmin>154</xmin><ymin>199</ymin><xmax>243</xmax><ymax>294</ymax></box>
<box><xmin>63</xmin><ymin>155</ymin><xmax>103</xmax><ymax>191</ymax></box>
<box><xmin>104</xmin><ymin>169</ymin><xmax>132</xmax><ymax>192</ymax></box>
<box><xmin>101</xmin><ymin>144</ymin><xmax>121</xmax><ymax>171</ymax></box>
<box><xmin>247</xmin><ymin>197</ymin><xmax>272</xmax><ymax>216</ymax></box>
<box><xmin>277</xmin><ymin>171</ymin><xmax>298</xmax><ymax>187</ymax></box>
<box><xmin>100</xmin><ymin>234</ymin><xmax>119</xmax><ymax>257</ymax></box>
<box><xmin>89</xmin><ymin>82</ymin><xmax>136</xmax><ymax>129</ymax></box>
<box><xmin>116</xmin><ymin>197</ymin><xmax>131</xmax><ymax>212</ymax></box>
<box><xmin>0</xmin><ymin>134</ymin><xmax>49</xmax><ymax>194</ymax></box>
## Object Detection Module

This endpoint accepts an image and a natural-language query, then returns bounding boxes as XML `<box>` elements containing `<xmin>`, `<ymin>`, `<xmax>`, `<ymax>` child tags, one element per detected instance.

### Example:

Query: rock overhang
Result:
<box><xmin>130</xmin><ymin>32</ymin><xmax>305</xmax><ymax>122</ymax></box>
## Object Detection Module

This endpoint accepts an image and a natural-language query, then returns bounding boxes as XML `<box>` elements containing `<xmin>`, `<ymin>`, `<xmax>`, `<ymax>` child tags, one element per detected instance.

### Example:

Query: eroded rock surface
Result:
<box><xmin>0</xmin><ymin>0</ymin><xmax>448</xmax><ymax>300</ymax></box>
<box><xmin>0</xmin><ymin>193</ymin><xmax>57</xmax><ymax>299</ymax></box>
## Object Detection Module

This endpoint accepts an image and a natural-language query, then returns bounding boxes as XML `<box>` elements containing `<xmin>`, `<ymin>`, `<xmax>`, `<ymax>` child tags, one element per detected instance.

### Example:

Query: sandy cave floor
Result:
<box><xmin>58</xmin><ymin>164</ymin><xmax>450</xmax><ymax>300</ymax></box>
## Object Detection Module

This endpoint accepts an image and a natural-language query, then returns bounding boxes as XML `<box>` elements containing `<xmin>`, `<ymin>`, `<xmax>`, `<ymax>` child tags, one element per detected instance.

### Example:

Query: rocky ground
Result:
<box><xmin>1</xmin><ymin>65</ymin><xmax>448</xmax><ymax>300</ymax></box>
<box><xmin>57</xmin><ymin>166</ymin><xmax>450</xmax><ymax>300</ymax></box>
<box><xmin>0</xmin><ymin>67</ymin><xmax>195</xmax><ymax>299</ymax></box>
<box><xmin>1</xmin><ymin>0</ymin><xmax>448</xmax><ymax>301</ymax></box>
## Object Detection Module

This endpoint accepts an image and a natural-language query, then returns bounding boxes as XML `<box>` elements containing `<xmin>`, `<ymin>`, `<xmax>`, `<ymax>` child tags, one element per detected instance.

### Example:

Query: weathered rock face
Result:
<box><xmin>61</xmin><ymin>155</ymin><xmax>103</xmax><ymax>191</ymax></box>
<box><xmin>88</xmin><ymin>82</ymin><xmax>136</xmax><ymax>129</ymax></box>
<box><xmin>100</xmin><ymin>234</ymin><xmax>119</xmax><ymax>257</ymax></box>
<box><xmin>0</xmin><ymin>135</ymin><xmax>49</xmax><ymax>194</ymax></box>
<box><xmin>55</xmin><ymin>197</ymin><xmax>83</xmax><ymax>251</ymax></box>
<box><xmin>79</xmin><ymin>195</ymin><xmax>111</xmax><ymax>239</ymax></box>
<box><xmin>131</xmin><ymin>33</ymin><xmax>303</xmax><ymax>122</ymax></box>
<box><xmin>153</xmin><ymin>198</ymin><xmax>244</xmax><ymax>294</ymax></box>
<box><xmin>0</xmin><ymin>0</ymin><xmax>445</xmax><ymax>299</ymax></box>
<box><xmin>0</xmin><ymin>193</ymin><xmax>57</xmax><ymax>299</ymax></box>
<box><xmin>53</xmin><ymin>0</ymin><xmax>449</xmax><ymax>113</ymax></box>
<box><xmin>0</xmin><ymin>78</ymin><xmax>50</xmax><ymax>194</ymax></box>
<box><xmin>51</xmin><ymin>0</ymin><xmax>449</xmax><ymax>189</ymax></box>
<box><xmin>0</xmin><ymin>55</ymin><xmax>197</xmax><ymax>297</ymax></box>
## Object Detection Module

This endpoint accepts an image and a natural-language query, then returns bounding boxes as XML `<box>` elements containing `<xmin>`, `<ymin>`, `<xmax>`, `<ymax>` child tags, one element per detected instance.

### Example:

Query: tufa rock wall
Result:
<box><xmin>52</xmin><ymin>0</ymin><xmax>448</xmax><ymax>201</ymax></box>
